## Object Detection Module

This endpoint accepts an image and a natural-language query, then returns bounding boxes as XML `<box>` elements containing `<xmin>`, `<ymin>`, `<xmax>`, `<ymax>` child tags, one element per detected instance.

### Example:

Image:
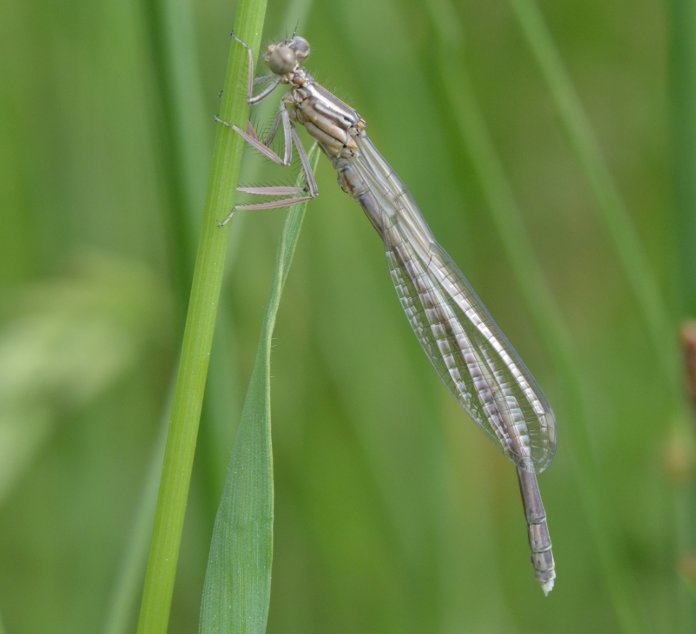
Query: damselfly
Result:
<box><xmin>217</xmin><ymin>34</ymin><xmax>557</xmax><ymax>594</ymax></box>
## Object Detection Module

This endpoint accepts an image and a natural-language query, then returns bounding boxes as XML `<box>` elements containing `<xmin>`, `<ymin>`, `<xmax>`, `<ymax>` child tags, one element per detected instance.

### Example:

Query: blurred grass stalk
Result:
<box><xmin>135</xmin><ymin>1</ymin><xmax>268</xmax><ymax>632</ymax></box>
<box><xmin>509</xmin><ymin>0</ymin><xmax>677</xmax><ymax>391</ymax></box>
<box><xmin>670</xmin><ymin>0</ymin><xmax>696</xmax><ymax>318</ymax></box>
<box><xmin>670</xmin><ymin>0</ymin><xmax>696</xmax><ymax>628</ymax></box>
<box><xmin>139</xmin><ymin>0</ymin><xmax>211</xmax><ymax>309</ymax></box>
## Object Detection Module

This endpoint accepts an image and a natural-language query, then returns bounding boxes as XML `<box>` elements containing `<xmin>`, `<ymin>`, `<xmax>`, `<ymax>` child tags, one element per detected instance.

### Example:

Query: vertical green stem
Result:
<box><xmin>670</xmin><ymin>4</ymin><xmax>696</xmax><ymax>632</ymax></box>
<box><xmin>136</xmin><ymin>2</ymin><xmax>268</xmax><ymax>632</ymax></box>
<box><xmin>509</xmin><ymin>0</ymin><xmax>677</xmax><ymax>387</ymax></box>
<box><xmin>670</xmin><ymin>0</ymin><xmax>696</xmax><ymax>316</ymax></box>
<box><xmin>140</xmin><ymin>0</ymin><xmax>211</xmax><ymax>316</ymax></box>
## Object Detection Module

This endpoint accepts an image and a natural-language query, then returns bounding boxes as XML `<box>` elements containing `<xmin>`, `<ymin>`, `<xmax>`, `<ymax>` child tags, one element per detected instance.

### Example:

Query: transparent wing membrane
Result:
<box><xmin>354</xmin><ymin>137</ymin><xmax>556</xmax><ymax>473</ymax></box>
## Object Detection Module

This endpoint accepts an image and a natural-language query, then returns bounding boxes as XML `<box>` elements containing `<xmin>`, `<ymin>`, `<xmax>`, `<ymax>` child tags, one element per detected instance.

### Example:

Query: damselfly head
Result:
<box><xmin>263</xmin><ymin>36</ymin><xmax>311</xmax><ymax>75</ymax></box>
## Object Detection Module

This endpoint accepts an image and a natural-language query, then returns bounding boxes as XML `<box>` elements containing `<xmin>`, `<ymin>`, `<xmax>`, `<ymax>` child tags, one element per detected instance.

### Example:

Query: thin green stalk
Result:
<box><xmin>669</xmin><ymin>4</ymin><xmax>696</xmax><ymax>632</ymax></box>
<box><xmin>509</xmin><ymin>0</ymin><xmax>677</xmax><ymax>389</ymax></box>
<box><xmin>670</xmin><ymin>0</ymin><xmax>696</xmax><ymax>316</ymax></box>
<box><xmin>136</xmin><ymin>1</ymin><xmax>268</xmax><ymax>632</ymax></box>
<box><xmin>140</xmin><ymin>0</ymin><xmax>227</xmax><ymax>575</ymax></box>
<box><xmin>140</xmin><ymin>0</ymin><xmax>211</xmax><ymax>317</ymax></box>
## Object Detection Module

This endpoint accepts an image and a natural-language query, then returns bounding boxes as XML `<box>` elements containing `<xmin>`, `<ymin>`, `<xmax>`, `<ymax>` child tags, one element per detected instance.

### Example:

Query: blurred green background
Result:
<box><xmin>1</xmin><ymin>0</ymin><xmax>694</xmax><ymax>632</ymax></box>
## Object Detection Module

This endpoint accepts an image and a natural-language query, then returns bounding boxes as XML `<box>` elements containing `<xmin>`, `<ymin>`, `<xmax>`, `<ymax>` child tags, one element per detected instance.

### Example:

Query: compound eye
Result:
<box><xmin>291</xmin><ymin>36</ymin><xmax>310</xmax><ymax>61</ymax></box>
<box><xmin>265</xmin><ymin>43</ymin><xmax>296</xmax><ymax>74</ymax></box>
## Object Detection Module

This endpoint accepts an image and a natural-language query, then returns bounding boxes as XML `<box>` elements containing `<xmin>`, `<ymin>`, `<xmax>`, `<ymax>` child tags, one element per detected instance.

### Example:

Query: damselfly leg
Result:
<box><xmin>214</xmin><ymin>36</ymin><xmax>319</xmax><ymax>225</ymax></box>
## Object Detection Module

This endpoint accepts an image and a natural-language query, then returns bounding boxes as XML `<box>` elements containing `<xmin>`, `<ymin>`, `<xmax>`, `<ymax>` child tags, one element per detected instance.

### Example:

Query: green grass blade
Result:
<box><xmin>199</xmin><ymin>147</ymin><xmax>319</xmax><ymax>634</ymax></box>
<box><xmin>670</xmin><ymin>0</ymin><xmax>696</xmax><ymax>315</ymax></box>
<box><xmin>669</xmin><ymin>4</ymin><xmax>696</xmax><ymax>631</ymax></box>
<box><xmin>136</xmin><ymin>1</ymin><xmax>268</xmax><ymax>632</ymax></box>
<box><xmin>509</xmin><ymin>0</ymin><xmax>677</xmax><ymax>386</ymax></box>
<box><xmin>139</xmin><ymin>0</ymin><xmax>211</xmax><ymax>307</ymax></box>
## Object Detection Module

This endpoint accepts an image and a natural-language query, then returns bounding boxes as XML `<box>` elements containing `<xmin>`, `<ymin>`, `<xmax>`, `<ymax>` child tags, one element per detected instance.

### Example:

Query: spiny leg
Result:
<box><xmin>217</xmin><ymin>134</ymin><xmax>318</xmax><ymax>225</ymax></box>
<box><xmin>263</xmin><ymin>106</ymin><xmax>289</xmax><ymax>150</ymax></box>
<box><xmin>214</xmin><ymin>100</ymin><xmax>292</xmax><ymax>166</ymax></box>
<box><xmin>290</xmin><ymin>126</ymin><xmax>318</xmax><ymax>197</ymax></box>
<box><xmin>216</xmin><ymin>109</ymin><xmax>319</xmax><ymax>226</ymax></box>
<box><xmin>217</xmin><ymin>75</ymin><xmax>275</xmax><ymax>101</ymax></box>
<box><xmin>229</xmin><ymin>33</ymin><xmax>280</xmax><ymax>104</ymax></box>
